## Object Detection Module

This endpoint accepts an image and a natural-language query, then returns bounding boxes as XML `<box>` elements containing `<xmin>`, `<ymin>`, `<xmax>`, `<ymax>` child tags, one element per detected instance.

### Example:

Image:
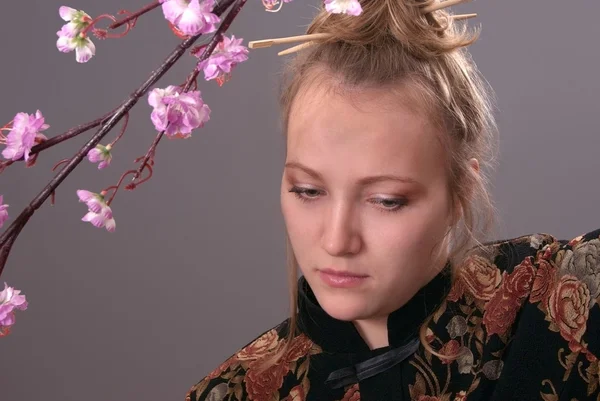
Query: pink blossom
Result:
<box><xmin>196</xmin><ymin>35</ymin><xmax>249</xmax><ymax>82</ymax></box>
<box><xmin>324</xmin><ymin>0</ymin><xmax>362</xmax><ymax>16</ymax></box>
<box><xmin>262</xmin><ymin>0</ymin><xmax>293</xmax><ymax>11</ymax></box>
<box><xmin>0</xmin><ymin>283</ymin><xmax>28</xmax><ymax>334</ymax></box>
<box><xmin>0</xmin><ymin>196</ymin><xmax>8</xmax><ymax>229</ymax></box>
<box><xmin>148</xmin><ymin>86</ymin><xmax>211</xmax><ymax>138</ymax></box>
<box><xmin>77</xmin><ymin>190</ymin><xmax>104</xmax><ymax>213</ymax></box>
<box><xmin>57</xmin><ymin>30</ymin><xmax>96</xmax><ymax>63</ymax></box>
<box><xmin>77</xmin><ymin>190</ymin><xmax>116</xmax><ymax>232</ymax></box>
<box><xmin>57</xmin><ymin>21</ymin><xmax>79</xmax><ymax>38</ymax></box>
<box><xmin>1</xmin><ymin>110</ymin><xmax>49</xmax><ymax>162</ymax></box>
<box><xmin>59</xmin><ymin>6</ymin><xmax>91</xmax><ymax>25</ymax></box>
<box><xmin>56</xmin><ymin>6</ymin><xmax>95</xmax><ymax>63</ymax></box>
<box><xmin>159</xmin><ymin>0</ymin><xmax>220</xmax><ymax>36</ymax></box>
<box><xmin>57</xmin><ymin>7</ymin><xmax>89</xmax><ymax>37</ymax></box>
<box><xmin>87</xmin><ymin>144</ymin><xmax>112</xmax><ymax>169</ymax></box>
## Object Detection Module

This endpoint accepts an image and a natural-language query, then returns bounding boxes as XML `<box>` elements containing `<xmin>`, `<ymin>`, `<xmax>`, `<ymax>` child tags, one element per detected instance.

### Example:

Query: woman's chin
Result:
<box><xmin>316</xmin><ymin>293</ymin><xmax>373</xmax><ymax>322</ymax></box>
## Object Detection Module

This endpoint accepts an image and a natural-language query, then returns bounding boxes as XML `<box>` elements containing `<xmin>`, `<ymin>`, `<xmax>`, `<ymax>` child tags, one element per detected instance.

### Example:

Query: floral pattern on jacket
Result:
<box><xmin>185</xmin><ymin>229</ymin><xmax>600</xmax><ymax>401</ymax></box>
<box><xmin>186</xmin><ymin>327</ymin><xmax>321</xmax><ymax>401</ymax></box>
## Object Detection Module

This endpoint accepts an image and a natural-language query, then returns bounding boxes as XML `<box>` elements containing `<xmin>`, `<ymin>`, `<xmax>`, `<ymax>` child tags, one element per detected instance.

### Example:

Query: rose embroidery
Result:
<box><xmin>547</xmin><ymin>275</ymin><xmax>590</xmax><ymax>344</ymax></box>
<box><xmin>530</xmin><ymin>258</ymin><xmax>557</xmax><ymax>306</ymax></box>
<box><xmin>237</xmin><ymin>329</ymin><xmax>281</xmax><ymax>361</ymax></box>
<box><xmin>483</xmin><ymin>259</ymin><xmax>535</xmax><ymax>336</ymax></box>
<box><xmin>282</xmin><ymin>384</ymin><xmax>306</xmax><ymax>401</ymax></box>
<box><xmin>558</xmin><ymin>239</ymin><xmax>600</xmax><ymax>303</ymax></box>
<box><xmin>460</xmin><ymin>255</ymin><xmax>502</xmax><ymax>301</ymax></box>
<box><xmin>285</xmin><ymin>334</ymin><xmax>315</xmax><ymax>362</ymax></box>
<box><xmin>244</xmin><ymin>361</ymin><xmax>288</xmax><ymax>401</ymax></box>
<box><xmin>340</xmin><ymin>383</ymin><xmax>360</xmax><ymax>401</ymax></box>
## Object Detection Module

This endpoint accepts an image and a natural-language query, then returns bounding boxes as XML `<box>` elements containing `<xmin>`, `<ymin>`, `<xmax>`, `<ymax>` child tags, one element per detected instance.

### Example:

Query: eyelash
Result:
<box><xmin>288</xmin><ymin>186</ymin><xmax>408</xmax><ymax>213</ymax></box>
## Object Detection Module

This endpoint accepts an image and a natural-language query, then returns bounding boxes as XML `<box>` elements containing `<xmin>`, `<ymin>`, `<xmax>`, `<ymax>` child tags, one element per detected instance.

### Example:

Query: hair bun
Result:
<box><xmin>306</xmin><ymin>0</ymin><xmax>479</xmax><ymax>58</ymax></box>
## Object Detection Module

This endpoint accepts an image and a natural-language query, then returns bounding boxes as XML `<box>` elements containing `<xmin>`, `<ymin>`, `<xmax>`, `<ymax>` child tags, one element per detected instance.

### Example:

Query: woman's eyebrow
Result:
<box><xmin>284</xmin><ymin>161</ymin><xmax>421</xmax><ymax>186</ymax></box>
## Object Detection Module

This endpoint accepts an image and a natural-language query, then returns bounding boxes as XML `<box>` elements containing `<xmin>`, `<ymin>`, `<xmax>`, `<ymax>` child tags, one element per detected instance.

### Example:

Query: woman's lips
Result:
<box><xmin>318</xmin><ymin>268</ymin><xmax>368</xmax><ymax>288</ymax></box>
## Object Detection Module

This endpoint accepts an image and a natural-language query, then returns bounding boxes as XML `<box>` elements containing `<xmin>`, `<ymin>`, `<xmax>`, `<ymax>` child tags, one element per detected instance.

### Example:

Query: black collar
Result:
<box><xmin>297</xmin><ymin>264</ymin><xmax>453</xmax><ymax>354</ymax></box>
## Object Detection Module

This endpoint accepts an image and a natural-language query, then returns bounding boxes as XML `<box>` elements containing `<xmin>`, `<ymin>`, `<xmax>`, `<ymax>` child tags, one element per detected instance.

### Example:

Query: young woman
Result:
<box><xmin>185</xmin><ymin>1</ymin><xmax>600</xmax><ymax>400</ymax></box>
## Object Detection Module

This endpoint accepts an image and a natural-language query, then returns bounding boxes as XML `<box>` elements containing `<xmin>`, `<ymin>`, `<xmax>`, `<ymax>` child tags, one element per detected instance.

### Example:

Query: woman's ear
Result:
<box><xmin>451</xmin><ymin>158</ymin><xmax>480</xmax><ymax>224</ymax></box>
<box><xmin>466</xmin><ymin>158</ymin><xmax>481</xmax><ymax>204</ymax></box>
<box><xmin>469</xmin><ymin>158</ymin><xmax>480</xmax><ymax>174</ymax></box>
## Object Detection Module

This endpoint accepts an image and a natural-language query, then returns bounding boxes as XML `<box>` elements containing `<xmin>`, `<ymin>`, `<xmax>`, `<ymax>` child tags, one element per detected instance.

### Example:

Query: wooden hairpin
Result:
<box><xmin>421</xmin><ymin>0</ymin><xmax>472</xmax><ymax>14</ymax></box>
<box><xmin>248</xmin><ymin>33</ymin><xmax>332</xmax><ymax>49</ymax></box>
<box><xmin>248</xmin><ymin>0</ymin><xmax>476</xmax><ymax>56</ymax></box>
<box><xmin>451</xmin><ymin>13</ymin><xmax>477</xmax><ymax>21</ymax></box>
<box><xmin>277</xmin><ymin>41</ymin><xmax>319</xmax><ymax>56</ymax></box>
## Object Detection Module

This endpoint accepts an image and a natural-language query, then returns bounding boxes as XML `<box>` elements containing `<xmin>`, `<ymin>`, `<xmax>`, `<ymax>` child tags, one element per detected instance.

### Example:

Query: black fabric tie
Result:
<box><xmin>324</xmin><ymin>337</ymin><xmax>421</xmax><ymax>389</ymax></box>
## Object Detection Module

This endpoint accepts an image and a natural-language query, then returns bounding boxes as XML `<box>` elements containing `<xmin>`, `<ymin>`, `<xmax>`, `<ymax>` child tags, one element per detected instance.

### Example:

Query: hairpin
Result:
<box><xmin>421</xmin><ymin>0</ymin><xmax>472</xmax><ymax>14</ymax></box>
<box><xmin>248</xmin><ymin>0</ymin><xmax>475</xmax><ymax>56</ymax></box>
<box><xmin>248</xmin><ymin>33</ymin><xmax>332</xmax><ymax>50</ymax></box>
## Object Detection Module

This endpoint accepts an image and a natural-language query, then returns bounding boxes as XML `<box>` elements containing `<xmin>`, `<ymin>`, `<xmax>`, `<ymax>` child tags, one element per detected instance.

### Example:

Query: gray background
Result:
<box><xmin>1</xmin><ymin>0</ymin><xmax>598</xmax><ymax>400</ymax></box>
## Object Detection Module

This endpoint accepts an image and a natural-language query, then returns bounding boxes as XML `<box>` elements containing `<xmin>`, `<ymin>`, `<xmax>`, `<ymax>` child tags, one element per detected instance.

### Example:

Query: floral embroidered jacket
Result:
<box><xmin>185</xmin><ymin>229</ymin><xmax>600</xmax><ymax>401</ymax></box>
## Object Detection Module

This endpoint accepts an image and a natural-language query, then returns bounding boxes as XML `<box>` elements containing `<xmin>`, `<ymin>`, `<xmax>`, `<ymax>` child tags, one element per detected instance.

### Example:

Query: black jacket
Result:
<box><xmin>185</xmin><ymin>229</ymin><xmax>600</xmax><ymax>401</ymax></box>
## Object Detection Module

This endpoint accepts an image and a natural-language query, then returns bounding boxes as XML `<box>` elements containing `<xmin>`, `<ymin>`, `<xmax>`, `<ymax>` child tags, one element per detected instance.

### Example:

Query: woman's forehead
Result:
<box><xmin>287</xmin><ymin>84</ymin><xmax>445</xmax><ymax>165</ymax></box>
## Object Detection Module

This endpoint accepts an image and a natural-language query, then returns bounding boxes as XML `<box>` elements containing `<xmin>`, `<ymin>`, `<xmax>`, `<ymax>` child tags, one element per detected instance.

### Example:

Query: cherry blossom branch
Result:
<box><xmin>35</xmin><ymin>108</ymin><xmax>119</xmax><ymax>153</ymax></box>
<box><xmin>87</xmin><ymin>14</ymin><xmax>135</xmax><ymax>40</ymax></box>
<box><xmin>127</xmin><ymin>72</ymin><xmax>203</xmax><ymax>186</ymax></box>
<box><xmin>109</xmin><ymin>1</ymin><xmax>160</xmax><ymax>30</ymax></box>
<box><xmin>104</xmin><ymin>168</ymin><xmax>148</xmax><ymax>205</ymax></box>
<box><xmin>109</xmin><ymin>112</ymin><xmax>130</xmax><ymax>147</ymax></box>
<box><xmin>0</xmin><ymin>0</ymin><xmax>242</xmax><ymax>278</ymax></box>
<box><xmin>130</xmin><ymin>0</ymin><xmax>245</xmax><ymax>186</ymax></box>
<box><xmin>0</xmin><ymin>107</ymin><xmax>121</xmax><ymax>169</ymax></box>
<box><xmin>84</xmin><ymin>1</ymin><xmax>162</xmax><ymax>40</ymax></box>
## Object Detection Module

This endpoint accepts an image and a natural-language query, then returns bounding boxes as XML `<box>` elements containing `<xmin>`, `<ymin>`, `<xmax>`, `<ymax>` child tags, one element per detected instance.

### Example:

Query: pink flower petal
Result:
<box><xmin>160</xmin><ymin>0</ymin><xmax>188</xmax><ymax>24</ymax></box>
<box><xmin>148</xmin><ymin>87</ymin><xmax>210</xmax><ymax>137</ymax></box>
<box><xmin>160</xmin><ymin>0</ymin><xmax>219</xmax><ymax>36</ymax></box>
<box><xmin>59</xmin><ymin>6</ymin><xmax>78</xmax><ymax>21</ymax></box>
<box><xmin>77</xmin><ymin>190</ymin><xmax>104</xmax><ymax>213</ymax></box>
<box><xmin>57</xmin><ymin>22</ymin><xmax>79</xmax><ymax>39</ymax></box>
<box><xmin>177</xmin><ymin>5</ymin><xmax>205</xmax><ymax>35</ymax></box>
<box><xmin>76</xmin><ymin>189</ymin><xmax>95</xmax><ymax>202</ymax></box>
<box><xmin>324</xmin><ymin>0</ymin><xmax>362</xmax><ymax>16</ymax></box>
<box><xmin>0</xmin><ymin>283</ymin><xmax>27</xmax><ymax>329</ymax></box>
<box><xmin>0</xmin><ymin>311</ymin><xmax>15</xmax><ymax>326</ymax></box>
<box><xmin>87</xmin><ymin>148</ymin><xmax>102</xmax><ymax>162</ymax></box>
<box><xmin>102</xmin><ymin>206</ymin><xmax>113</xmax><ymax>220</ymax></box>
<box><xmin>56</xmin><ymin>35</ymin><xmax>76</xmax><ymax>53</ymax></box>
<box><xmin>104</xmin><ymin>218</ymin><xmax>116</xmax><ymax>232</ymax></box>
<box><xmin>1</xmin><ymin>111</ymin><xmax>45</xmax><ymax>161</ymax></box>
<box><xmin>82</xmin><ymin>211</ymin><xmax>106</xmax><ymax>228</ymax></box>
<box><xmin>75</xmin><ymin>39</ymin><xmax>95</xmax><ymax>63</ymax></box>
<box><xmin>0</xmin><ymin>304</ymin><xmax>11</xmax><ymax>322</ymax></box>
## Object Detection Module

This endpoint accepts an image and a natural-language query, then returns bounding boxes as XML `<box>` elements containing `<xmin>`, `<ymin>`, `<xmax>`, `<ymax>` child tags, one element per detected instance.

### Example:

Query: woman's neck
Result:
<box><xmin>351</xmin><ymin>259</ymin><xmax>449</xmax><ymax>350</ymax></box>
<box><xmin>353</xmin><ymin>316</ymin><xmax>390</xmax><ymax>350</ymax></box>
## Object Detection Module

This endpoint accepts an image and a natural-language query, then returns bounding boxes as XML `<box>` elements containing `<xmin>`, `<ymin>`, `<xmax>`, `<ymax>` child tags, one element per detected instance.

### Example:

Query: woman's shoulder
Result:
<box><xmin>184</xmin><ymin>319</ymin><xmax>321</xmax><ymax>401</ymax></box>
<box><xmin>453</xmin><ymin>227</ymin><xmax>600</xmax><ymax>290</ymax></box>
<box><xmin>447</xmin><ymin>226</ymin><xmax>600</xmax><ymax>361</ymax></box>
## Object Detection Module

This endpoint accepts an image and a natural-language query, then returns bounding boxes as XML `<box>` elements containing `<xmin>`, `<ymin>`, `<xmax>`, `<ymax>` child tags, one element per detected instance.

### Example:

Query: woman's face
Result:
<box><xmin>280</xmin><ymin>81</ymin><xmax>454</xmax><ymax>323</ymax></box>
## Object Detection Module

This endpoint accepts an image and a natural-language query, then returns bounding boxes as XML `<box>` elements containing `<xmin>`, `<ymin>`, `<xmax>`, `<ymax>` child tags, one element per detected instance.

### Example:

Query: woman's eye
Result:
<box><xmin>289</xmin><ymin>186</ymin><xmax>322</xmax><ymax>202</ymax></box>
<box><xmin>289</xmin><ymin>186</ymin><xmax>408</xmax><ymax>212</ymax></box>
<box><xmin>370</xmin><ymin>197</ymin><xmax>408</xmax><ymax>213</ymax></box>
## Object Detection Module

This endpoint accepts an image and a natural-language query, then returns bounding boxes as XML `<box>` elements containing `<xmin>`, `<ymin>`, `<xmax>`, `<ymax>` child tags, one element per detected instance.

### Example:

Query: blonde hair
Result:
<box><xmin>271</xmin><ymin>0</ymin><xmax>498</xmax><ymax>364</ymax></box>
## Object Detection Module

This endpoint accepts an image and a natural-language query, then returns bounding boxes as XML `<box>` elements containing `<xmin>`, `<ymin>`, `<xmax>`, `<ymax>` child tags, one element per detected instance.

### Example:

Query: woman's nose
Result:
<box><xmin>320</xmin><ymin>201</ymin><xmax>362</xmax><ymax>256</ymax></box>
